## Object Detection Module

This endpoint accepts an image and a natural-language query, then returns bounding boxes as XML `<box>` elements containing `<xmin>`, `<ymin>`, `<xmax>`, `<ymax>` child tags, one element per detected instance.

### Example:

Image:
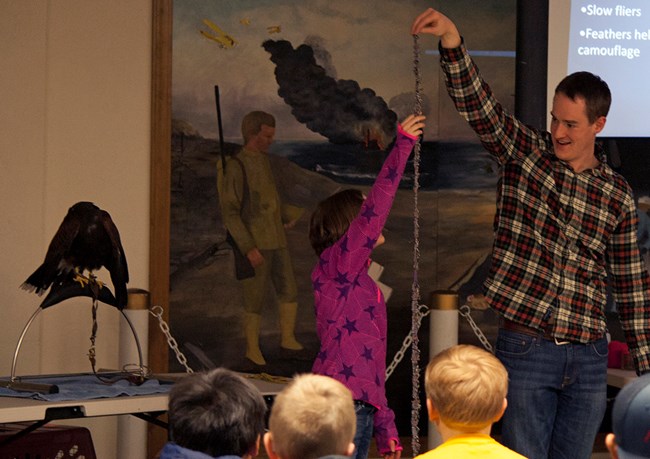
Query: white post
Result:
<box><xmin>117</xmin><ymin>288</ymin><xmax>150</xmax><ymax>459</ymax></box>
<box><xmin>428</xmin><ymin>290</ymin><xmax>459</xmax><ymax>451</ymax></box>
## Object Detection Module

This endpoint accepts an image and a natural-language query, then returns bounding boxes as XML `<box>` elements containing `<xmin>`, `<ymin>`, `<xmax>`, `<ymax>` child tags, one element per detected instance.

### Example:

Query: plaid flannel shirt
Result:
<box><xmin>440</xmin><ymin>41</ymin><xmax>650</xmax><ymax>372</ymax></box>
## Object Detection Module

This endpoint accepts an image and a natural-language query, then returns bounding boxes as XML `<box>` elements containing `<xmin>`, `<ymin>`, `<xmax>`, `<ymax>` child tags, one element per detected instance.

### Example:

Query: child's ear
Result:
<box><xmin>263</xmin><ymin>432</ymin><xmax>279</xmax><ymax>459</ymax></box>
<box><xmin>426</xmin><ymin>398</ymin><xmax>440</xmax><ymax>422</ymax></box>
<box><xmin>605</xmin><ymin>433</ymin><xmax>619</xmax><ymax>459</ymax></box>
<box><xmin>345</xmin><ymin>442</ymin><xmax>356</xmax><ymax>456</ymax></box>
<box><xmin>245</xmin><ymin>434</ymin><xmax>261</xmax><ymax>458</ymax></box>
<box><xmin>493</xmin><ymin>398</ymin><xmax>508</xmax><ymax>423</ymax></box>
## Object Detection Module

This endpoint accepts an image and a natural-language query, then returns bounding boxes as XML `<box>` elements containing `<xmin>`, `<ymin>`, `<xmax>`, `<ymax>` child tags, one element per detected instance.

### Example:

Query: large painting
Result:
<box><xmin>157</xmin><ymin>0</ymin><xmax>650</xmax><ymax>441</ymax></box>
<box><xmin>166</xmin><ymin>0</ymin><xmax>516</xmax><ymax>435</ymax></box>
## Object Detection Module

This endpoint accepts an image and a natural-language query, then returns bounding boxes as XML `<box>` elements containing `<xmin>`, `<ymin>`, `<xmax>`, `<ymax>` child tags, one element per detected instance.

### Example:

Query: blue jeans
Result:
<box><xmin>496</xmin><ymin>328</ymin><xmax>608</xmax><ymax>459</ymax></box>
<box><xmin>352</xmin><ymin>404</ymin><xmax>375</xmax><ymax>459</ymax></box>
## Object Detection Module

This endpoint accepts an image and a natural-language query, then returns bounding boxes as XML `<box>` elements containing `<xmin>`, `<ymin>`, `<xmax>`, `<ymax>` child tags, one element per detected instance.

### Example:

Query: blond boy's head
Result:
<box><xmin>264</xmin><ymin>374</ymin><xmax>356</xmax><ymax>459</ymax></box>
<box><xmin>425</xmin><ymin>344</ymin><xmax>508</xmax><ymax>432</ymax></box>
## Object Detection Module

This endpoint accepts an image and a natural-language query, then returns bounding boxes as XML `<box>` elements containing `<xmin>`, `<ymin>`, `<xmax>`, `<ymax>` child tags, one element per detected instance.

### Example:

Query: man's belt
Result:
<box><xmin>500</xmin><ymin>319</ymin><xmax>571</xmax><ymax>345</ymax></box>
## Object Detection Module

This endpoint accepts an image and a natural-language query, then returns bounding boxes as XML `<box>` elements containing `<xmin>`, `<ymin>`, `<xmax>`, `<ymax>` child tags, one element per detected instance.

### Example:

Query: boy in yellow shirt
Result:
<box><xmin>416</xmin><ymin>345</ymin><xmax>526</xmax><ymax>458</ymax></box>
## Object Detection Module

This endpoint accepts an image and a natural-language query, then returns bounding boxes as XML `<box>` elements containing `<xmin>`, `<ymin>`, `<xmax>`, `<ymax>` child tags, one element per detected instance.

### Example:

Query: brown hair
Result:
<box><xmin>555</xmin><ymin>71</ymin><xmax>611</xmax><ymax>123</ymax></box>
<box><xmin>241</xmin><ymin>111</ymin><xmax>276</xmax><ymax>143</ymax></box>
<box><xmin>309</xmin><ymin>189</ymin><xmax>364</xmax><ymax>256</ymax></box>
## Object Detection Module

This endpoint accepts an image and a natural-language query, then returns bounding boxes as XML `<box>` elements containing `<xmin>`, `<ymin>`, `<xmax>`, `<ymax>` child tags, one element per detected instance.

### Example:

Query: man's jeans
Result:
<box><xmin>352</xmin><ymin>403</ymin><xmax>375</xmax><ymax>459</ymax></box>
<box><xmin>496</xmin><ymin>328</ymin><xmax>609</xmax><ymax>459</ymax></box>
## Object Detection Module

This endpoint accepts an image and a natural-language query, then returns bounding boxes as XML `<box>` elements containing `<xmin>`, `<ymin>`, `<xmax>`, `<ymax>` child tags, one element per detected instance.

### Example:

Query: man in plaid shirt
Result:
<box><xmin>412</xmin><ymin>7</ymin><xmax>650</xmax><ymax>459</ymax></box>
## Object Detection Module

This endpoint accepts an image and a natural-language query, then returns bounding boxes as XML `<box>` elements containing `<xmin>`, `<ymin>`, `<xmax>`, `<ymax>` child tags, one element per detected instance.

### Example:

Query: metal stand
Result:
<box><xmin>0</xmin><ymin>303</ymin><xmax>145</xmax><ymax>394</ymax></box>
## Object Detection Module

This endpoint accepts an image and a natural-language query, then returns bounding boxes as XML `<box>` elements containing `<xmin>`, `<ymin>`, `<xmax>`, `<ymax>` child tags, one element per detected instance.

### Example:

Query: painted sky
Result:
<box><xmin>171</xmin><ymin>0</ymin><xmax>516</xmax><ymax>142</ymax></box>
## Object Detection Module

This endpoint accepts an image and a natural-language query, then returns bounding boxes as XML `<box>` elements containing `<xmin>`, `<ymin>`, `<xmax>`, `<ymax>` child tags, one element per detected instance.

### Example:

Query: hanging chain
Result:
<box><xmin>151</xmin><ymin>301</ymin><xmax>492</xmax><ymax>377</ymax></box>
<box><xmin>88</xmin><ymin>298</ymin><xmax>99</xmax><ymax>373</ymax></box>
<box><xmin>86</xmin><ymin>296</ymin><xmax>152</xmax><ymax>385</ymax></box>
<box><xmin>386</xmin><ymin>302</ymin><xmax>494</xmax><ymax>379</ymax></box>
<box><xmin>409</xmin><ymin>32</ymin><xmax>424</xmax><ymax>457</ymax></box>
<box><xmin>386</xmin><ymin>303</ymin><xmax>430</xmax><ymax>380</ymax></box>
<box><xmin>458</xmin><ymin>304</ymin><xmax>494</xmax><ymax>353</ymax></box>
<box><xmin>149</xmin><ymin>305</ymin><xmax>194</xmax><ymax>374</ymax></box>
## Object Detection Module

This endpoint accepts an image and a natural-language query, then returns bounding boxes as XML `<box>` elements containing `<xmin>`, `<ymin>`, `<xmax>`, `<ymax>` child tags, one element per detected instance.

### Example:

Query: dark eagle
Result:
<box><xmin>21</xmin><ymin>201</ymin><xmax>129</xmax><ymax>309</ymax></box>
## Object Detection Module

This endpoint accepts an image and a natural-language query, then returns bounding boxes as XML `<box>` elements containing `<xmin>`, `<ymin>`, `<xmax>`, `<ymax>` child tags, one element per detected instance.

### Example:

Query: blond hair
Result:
<box><xmin>268</xmin><ymin>374</ymin><xmax>356</xmax><ymax>459</ymax></box>
<box><xmin>425</xmin><ymin>344</ymin><xmax>508</xmax><ymax>432</ymax></box>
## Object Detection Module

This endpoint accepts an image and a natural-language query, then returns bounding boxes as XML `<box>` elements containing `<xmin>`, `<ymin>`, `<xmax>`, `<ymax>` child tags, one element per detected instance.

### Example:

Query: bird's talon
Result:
<box><xmin>73</xmin><ymin>273</ymin><xmax>90</xmax><ymax>288</ymax></box>
<box><xmin>89</xmin><ymin>273</ymin><xmax>104</xmax><ymax>289</ymax></box>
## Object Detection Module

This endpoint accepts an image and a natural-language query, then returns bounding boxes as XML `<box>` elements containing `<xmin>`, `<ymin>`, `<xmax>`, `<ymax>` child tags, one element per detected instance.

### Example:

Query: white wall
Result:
<box><xmin>0</xmin><ymin>1</ymin><xmax>152</xmax><ymax>457</ymax></box>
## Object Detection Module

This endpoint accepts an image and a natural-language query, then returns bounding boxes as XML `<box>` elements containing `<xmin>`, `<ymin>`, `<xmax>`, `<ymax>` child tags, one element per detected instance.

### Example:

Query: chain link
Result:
<box><xmin>149</xmin><ymin>305</ymin><xmax>194</xmax><ymax>374</ymax></box>
<box><xmin>386</xmin><ymin>302</ymin><xmax>494</xmax><ymax>379</ymax></box>
<box><xmin>149</xmin><ymin>300</ymin><xmax>492</xmax><ymax>378</ymax></box>
<box><xmin>385</xmin><ymin>303</ymin><xmax>430</xmax><ymax>380</ymax></box>
<box><xmin>410</xmin><ymin>33</ymin><xmax>425</xmax><ymax>457</ymax></box>
<box><xmin>459</xmin><ymin>304</ymin><xmax>494</xmax><ymax>353</ymax></box>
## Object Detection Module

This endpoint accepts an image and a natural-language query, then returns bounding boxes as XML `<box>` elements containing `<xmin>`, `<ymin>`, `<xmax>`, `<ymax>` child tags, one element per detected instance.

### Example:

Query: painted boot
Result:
<box><xmin>244</xmin><ymin>312</ymin><xmax>266</xmax><ymax>365</ymax></box>
<box><xmin>279</xmin><ymin>302</ymin><xmax>303</xmax><ymax>350</ymax></box>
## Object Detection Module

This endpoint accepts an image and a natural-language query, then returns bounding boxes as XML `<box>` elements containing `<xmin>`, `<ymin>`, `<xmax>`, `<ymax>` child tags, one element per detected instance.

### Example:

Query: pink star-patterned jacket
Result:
<box><xmin>311</xmin><ymin>125</ymin><xmax>417</xmax><ymax>455</ymax></box>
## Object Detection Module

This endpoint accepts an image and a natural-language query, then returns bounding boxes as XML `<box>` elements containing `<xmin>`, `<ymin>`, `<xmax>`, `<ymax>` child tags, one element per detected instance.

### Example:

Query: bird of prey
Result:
<box><xmin>21</xmin><ymin>201</ymin><xmax>129</xmax><ymax>309</ymax></box>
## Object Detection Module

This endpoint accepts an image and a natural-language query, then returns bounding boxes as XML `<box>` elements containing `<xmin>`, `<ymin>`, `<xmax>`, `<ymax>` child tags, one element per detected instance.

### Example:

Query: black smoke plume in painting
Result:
<box><xmin>262</xmin><ymin>39</ymin><xmax>396</xmax><ymax>148</ymax></box>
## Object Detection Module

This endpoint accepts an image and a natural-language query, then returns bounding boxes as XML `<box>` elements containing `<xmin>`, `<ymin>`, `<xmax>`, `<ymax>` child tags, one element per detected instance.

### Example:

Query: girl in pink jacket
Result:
<box><xmin>309</xmin><ymin>115</ymin><xmax>425</xmax><ymax>459</ymax></box>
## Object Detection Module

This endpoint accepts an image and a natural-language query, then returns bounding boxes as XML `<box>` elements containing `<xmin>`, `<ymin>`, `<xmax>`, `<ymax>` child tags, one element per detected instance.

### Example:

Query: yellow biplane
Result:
<box><xmin>200</xmin><ymin>19</ymin><xmax>237</xmax><ymax>49</ymax></box>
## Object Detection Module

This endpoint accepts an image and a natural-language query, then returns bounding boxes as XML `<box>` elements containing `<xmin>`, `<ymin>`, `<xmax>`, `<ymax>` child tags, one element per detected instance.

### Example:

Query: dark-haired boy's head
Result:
<box><xmin>168</xmin><ymin>368</ymin><xmax>266</xmax><ymax>457</ymax></box>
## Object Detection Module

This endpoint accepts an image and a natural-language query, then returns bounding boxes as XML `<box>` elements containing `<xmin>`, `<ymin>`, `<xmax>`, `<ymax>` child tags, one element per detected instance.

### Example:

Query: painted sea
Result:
<box><xmin>269</xmin><ymin>139</ymin><xmax>498</xmax><ymax>191</ymax></box>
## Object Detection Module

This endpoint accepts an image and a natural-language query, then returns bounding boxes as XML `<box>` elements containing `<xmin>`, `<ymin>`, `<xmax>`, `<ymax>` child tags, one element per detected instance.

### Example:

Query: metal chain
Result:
<box><xmin>409</xmin><ymin>32</ymin><xmax>425</xmax><ymax>457</ymax></box>
<box><xmin>459</xmin><ymin>304</ymin><xmax>494</xmax><ymax>353</ymax></box>
<box><xmin>386</xmin><ymin>302</ymin><xmax>495</xmax><ymax>379</ymax></box>
<box><xmin>88</xmin><ymin>298</ymin><xmax>99</xmax><ymax>372</ymax></box>
<box><xmin>149</xmin><ymin>305</ymin><xmax>194</xmax><ymax>374</ymax></box>
<box><xmin>149</xmin><ymin>299</ymin><xmax>496</xmax><ymax>378</ymax></box>
<box><xmin>385</xmin><ymin>303</ymin><xmax>430</xmax><ymax>380</ymax></box>
<box><xmin>147</xmin><ymin>301</ymin><xmax>492</xmax><ymax>377</ymax></box>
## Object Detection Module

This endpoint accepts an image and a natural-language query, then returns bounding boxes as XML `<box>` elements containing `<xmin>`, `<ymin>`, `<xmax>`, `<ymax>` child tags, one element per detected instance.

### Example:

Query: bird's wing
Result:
<box><xmin>22</xmin><ymin>209</ymin><xmax>82</xmax><ymax>293</ymax></box>
<box><xmin>100</xmin><ymin>210</ymin><xmax>129</xmax><ymax>308</ymax></box>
